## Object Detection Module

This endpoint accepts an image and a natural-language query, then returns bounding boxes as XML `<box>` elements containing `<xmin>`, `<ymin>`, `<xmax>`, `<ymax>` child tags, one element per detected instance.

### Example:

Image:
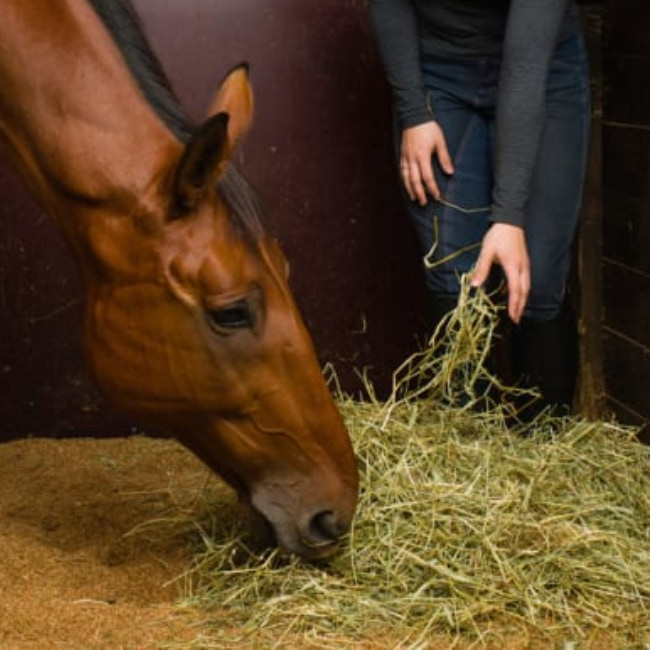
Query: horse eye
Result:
<box><xmin>207</xmin><ymin>301</ymin><xmax>253</xmax><ymax>331</ymax></box>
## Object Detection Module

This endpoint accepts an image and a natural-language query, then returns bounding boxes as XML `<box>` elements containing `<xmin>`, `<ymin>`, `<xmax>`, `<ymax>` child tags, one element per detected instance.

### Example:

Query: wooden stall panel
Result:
<box><xmin>602</xmin><ymin>0</ymin><xmax>650</xmax><ymax>126</ymax></box>
<box><xmin>602</xmin><ymin>0</ymin><xmax>650</xmax><ymax>430</ymax></box>
<box><xmin>603</xmin><ymin>332</ymin><xmax>650</xmax><ymax>433</ymax></box>
<box><xmin>602</xmin><ymin>128</ymin><xmax>650</xmax><ymax>273</ymax></box>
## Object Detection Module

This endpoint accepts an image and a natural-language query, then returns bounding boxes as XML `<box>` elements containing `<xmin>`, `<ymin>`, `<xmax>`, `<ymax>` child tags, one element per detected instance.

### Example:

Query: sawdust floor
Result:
<box><xmin>0</xmin><ymin>436</ymin><xmax>624</xmax><ymax>650</ymax></box>
<box><xmin>0</xmin><ymin>435</ymin><xmax>219</xmax><ymax>649</ymax></box>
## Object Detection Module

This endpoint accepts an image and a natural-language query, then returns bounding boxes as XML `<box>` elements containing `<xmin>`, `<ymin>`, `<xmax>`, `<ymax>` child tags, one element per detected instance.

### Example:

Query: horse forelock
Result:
<box><xmin>86</xmin><ymin>0</ymin><xmax>269</xmax><ymax>243</ymax></box>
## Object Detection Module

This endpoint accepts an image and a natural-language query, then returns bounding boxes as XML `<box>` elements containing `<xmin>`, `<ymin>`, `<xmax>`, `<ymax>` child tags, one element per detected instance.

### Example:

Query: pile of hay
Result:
<box><xmin>174</xmin><ymin>280</ymin><xmax>650</xmax><ymax>648</ymax></box>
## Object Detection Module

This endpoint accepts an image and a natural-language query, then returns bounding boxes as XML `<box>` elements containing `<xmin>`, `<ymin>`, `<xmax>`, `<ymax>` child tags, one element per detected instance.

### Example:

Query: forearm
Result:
<box><xmin>491</xmin><ymin>0</ymin><xmax>571</xmax><ymax>227</ymax></box>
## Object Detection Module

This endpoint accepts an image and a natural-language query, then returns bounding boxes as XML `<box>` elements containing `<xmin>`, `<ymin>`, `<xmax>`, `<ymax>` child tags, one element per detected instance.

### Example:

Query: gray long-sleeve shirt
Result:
<box><xmin>369</xmin><ymin>0</ymin><xmax>581</xmax><ymax>227</ymax></box>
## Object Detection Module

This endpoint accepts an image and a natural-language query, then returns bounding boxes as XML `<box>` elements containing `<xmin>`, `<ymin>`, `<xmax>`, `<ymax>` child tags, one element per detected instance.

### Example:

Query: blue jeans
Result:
<box><xmin>397</xmin><ymin>32</ymin><xmax>590</xmax><ymax>321</ymax></box>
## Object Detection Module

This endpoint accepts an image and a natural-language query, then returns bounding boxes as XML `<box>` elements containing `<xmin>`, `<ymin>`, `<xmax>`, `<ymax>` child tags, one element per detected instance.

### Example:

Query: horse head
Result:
<box><xmin>81</xmin><ymin>65</ymin><xmax>359</xmax><ymax>559</ymax></box>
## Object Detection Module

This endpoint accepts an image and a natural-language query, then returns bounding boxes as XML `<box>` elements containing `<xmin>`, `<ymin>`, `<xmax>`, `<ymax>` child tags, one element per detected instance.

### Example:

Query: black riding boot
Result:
<box><xmin>424</xmin><ymin>294</ymin><xmax>459</xmax><ymax>338</ymax></box>
<box><xmin>510</xmin><ymin>304</ymin><xmax>578</xmax><ymax>422</ymax></box>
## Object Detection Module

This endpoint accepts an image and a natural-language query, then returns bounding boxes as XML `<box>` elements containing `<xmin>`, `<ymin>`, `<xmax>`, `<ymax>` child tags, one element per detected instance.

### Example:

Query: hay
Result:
<box><xmin>173</xmin><ymin>278</ymin><xmax>650</xmax><ymax>649</ymax></box>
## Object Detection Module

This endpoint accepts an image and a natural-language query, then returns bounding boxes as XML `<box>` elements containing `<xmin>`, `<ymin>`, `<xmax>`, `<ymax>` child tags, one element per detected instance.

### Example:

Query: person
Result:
<box><xmin>368</xmin><ymin>0</ymin><xmax>590</xmax><ymax>417</ymax></box>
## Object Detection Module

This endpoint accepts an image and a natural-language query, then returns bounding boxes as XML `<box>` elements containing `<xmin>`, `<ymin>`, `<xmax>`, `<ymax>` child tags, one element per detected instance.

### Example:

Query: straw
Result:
<box><xmin>165</xmin><ymin>277</ymin><xmax>650</xmax><ymax>649</ymax></box>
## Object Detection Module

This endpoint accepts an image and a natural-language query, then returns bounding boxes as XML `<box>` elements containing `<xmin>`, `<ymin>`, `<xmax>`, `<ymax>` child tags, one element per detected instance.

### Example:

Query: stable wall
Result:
<box><xmin>0</xmin><ymin>1</ymin><xmax>426</xmax><ymax>437</ymax></box>
<box><xmin>601</xmin><ymin>0</ymin><xmax>650</xmax><ymax>432</ymax></box>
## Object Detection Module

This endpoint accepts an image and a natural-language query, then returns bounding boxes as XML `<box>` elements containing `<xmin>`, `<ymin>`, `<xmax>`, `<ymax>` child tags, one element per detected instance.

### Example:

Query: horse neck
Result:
<box><xmin>0</xmin><ymin>0</ymin><xmax>181</xmax><ymax>232</ymax></box>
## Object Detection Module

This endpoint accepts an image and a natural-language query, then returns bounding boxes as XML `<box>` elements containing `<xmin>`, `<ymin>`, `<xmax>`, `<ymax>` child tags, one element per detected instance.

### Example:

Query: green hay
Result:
<box><xmin>171</xmin><ymin>278</ymin><xmax>650</xmax><ymax>649</ymax></box>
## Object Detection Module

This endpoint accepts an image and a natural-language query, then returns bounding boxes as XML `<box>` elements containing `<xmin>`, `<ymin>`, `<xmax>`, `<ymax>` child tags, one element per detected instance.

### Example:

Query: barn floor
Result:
<box><xmin>0</xmin><ymin>435</ymin><xmax>215</xmax><ymax>648</ymax></box>
<box><xmin>0</xmin><ymin>435</ymin><xmax>635</xmax><ymax>650</ymax></box>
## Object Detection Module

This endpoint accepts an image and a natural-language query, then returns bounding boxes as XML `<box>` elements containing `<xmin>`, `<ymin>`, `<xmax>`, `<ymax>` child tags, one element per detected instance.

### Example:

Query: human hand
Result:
<box><xmin>471</xmin><ymin>223</ymin><xmax>530</xmax><ymax>323</ymax></box>
<box><xmin>400</xmin><ymin>122</ymin><xmax>454</xmax><ymax>206</ymax></box>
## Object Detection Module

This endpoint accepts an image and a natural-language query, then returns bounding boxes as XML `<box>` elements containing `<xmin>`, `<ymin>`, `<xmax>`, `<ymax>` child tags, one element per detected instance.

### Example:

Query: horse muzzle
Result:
<box><xmin>249</xmin><ymin>483</ymin><xmax>357</xmax><ymax>561</ymax></box>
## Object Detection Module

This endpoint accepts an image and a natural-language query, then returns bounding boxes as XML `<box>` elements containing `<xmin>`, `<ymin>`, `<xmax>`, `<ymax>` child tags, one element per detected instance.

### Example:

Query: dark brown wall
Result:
<box><xmin>601</xmin><ymin>0</ymin><xmax>650</xmax><ymax>431</ymax></box>
<box><xmin>575</xmin><ymin>5</ymin><xmax>605</xmax><ymax>419</ymax></box>
<box><xmin>0</xmin><ymin>1</ymin><xmax>427</xmax><ymax>438</ymax></box>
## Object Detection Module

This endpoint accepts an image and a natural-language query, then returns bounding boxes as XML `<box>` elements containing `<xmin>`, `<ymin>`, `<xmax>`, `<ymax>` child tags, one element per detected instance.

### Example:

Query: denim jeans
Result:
<box><xmin>397</xmin><ymin>32</ymin><xmax>590</xmax><ymax>321</ymax></box>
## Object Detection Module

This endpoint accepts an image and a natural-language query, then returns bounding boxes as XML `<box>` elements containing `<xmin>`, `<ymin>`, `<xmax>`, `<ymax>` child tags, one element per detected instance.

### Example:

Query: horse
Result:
<box><xmin>0</xmin><ymin>0</ymin><xmax>358</xmax><ymax>560</ymax></box>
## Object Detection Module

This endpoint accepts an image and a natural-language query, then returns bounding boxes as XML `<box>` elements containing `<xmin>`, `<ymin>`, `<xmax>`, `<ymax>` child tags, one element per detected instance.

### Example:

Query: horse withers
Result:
<box><xmin>0</xmin><ymin>0</ymin><xmax>358</xmax><ymax>560</ymax></box>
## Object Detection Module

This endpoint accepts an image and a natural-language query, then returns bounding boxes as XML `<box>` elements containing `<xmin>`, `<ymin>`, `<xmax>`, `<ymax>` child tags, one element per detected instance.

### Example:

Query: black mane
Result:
<box><xmin>87</xmin><ymin>0</ymin><xmax>266</xmax><ymax>240</ymax></box>
<box><xmin>87</xmin><ymin>0</ymin><xmax>194</xmax><ymax>143</ymax></box>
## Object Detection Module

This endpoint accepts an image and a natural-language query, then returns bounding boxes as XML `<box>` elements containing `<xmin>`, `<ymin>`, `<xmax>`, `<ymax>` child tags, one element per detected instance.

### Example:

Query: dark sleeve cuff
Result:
<box><xmin>396</xmin><ymin>90</ymin><xmax>435</xmax><ymax>130</ymax></box>
<box><xmin>488</xmin><ymin>205</ymin><xmax>526</xmax><ymax>229</ymax></box>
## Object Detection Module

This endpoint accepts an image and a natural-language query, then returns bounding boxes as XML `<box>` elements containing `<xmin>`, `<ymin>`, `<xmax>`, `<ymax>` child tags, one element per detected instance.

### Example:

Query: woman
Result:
<box><xmin>369</xmin><ymin>0</ymin><xmax>590</xmax><ymax>416</ymax></box>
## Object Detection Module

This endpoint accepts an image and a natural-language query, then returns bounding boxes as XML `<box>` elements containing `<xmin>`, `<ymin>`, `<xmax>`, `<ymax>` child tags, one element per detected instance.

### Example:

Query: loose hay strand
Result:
<box><xmin>170</xmin><ymin>277</ymin><xmax>650</xmax><ymax>649</ymax></box>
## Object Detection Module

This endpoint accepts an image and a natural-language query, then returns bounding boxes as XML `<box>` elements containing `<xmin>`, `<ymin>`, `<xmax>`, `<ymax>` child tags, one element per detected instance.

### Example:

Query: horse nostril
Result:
<box><xmin>309</xmin><ymin>510</ymin><xmax>346</xmax><ymax>544</ymax></box>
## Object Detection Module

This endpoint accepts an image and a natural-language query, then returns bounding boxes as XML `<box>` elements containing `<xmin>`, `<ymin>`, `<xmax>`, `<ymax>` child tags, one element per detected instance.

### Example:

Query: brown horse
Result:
<box><xmin>0</xmin><ymin>0</ymin><xmax>358</xmax><ymax>560</ymax></box>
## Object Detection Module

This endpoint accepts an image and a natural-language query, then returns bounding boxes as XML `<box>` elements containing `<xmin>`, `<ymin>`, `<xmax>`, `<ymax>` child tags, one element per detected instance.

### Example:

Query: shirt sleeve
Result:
<box><xmin>490</xmin><ymin>0</ymin><xmax>571</xmax><ymax>227</ymax></box>
<box><xmin>368</xmin><ymin>0</ymin><xmax>433</xmax><ymax>129</ymax></box>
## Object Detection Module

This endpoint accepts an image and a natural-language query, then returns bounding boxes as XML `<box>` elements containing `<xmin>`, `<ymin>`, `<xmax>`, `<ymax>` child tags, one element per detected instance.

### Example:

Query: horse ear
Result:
<box><xmin>172</xmin><ymin>112</ymin><xmax>230</xmax><ymax>214</ymax></box>
<box><xmin>207</xmin><ymin>62</ymin><xmax>254</xmax><ymax>147</ymax></box>
<box><xmin>171</xmin><ymin>64</ymin><xmax>253</xmax><ymax>215</ymax></box>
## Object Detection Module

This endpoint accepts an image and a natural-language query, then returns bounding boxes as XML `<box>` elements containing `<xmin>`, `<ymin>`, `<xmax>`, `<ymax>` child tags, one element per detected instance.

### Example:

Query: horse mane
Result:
<box><xmin>87</xmin><ymin>0</ymin><xmax>267</xmax><ymax>240</ymax></box>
